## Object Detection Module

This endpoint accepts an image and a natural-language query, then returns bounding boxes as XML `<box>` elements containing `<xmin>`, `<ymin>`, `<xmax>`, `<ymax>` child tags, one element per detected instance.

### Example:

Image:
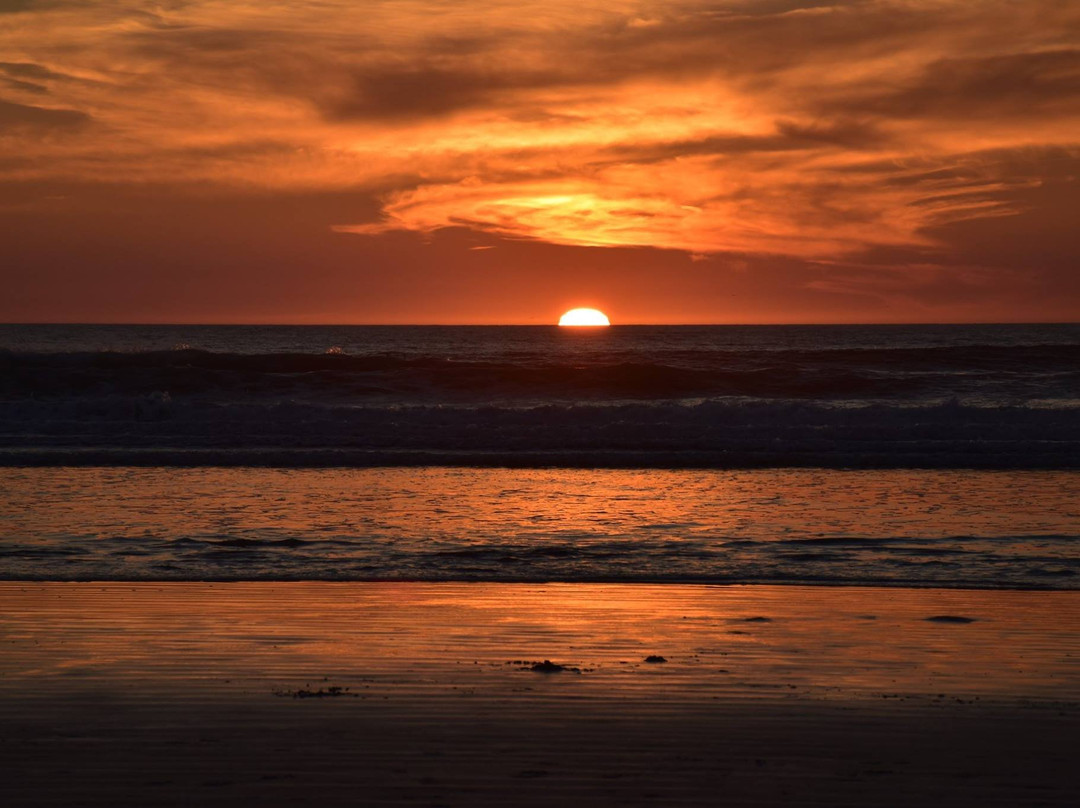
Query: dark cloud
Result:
<box><xmin>595</xmin><ymin>119</ymin><xmax>887</xmax><ymax>168</ymax></box>
<box><xmin>773</xmin><ymin>119</ymin><xmax>887</xmax><ymax>148</ymax></box>
<box><xmin>0</xmin><ymin>61</ymin><xmax>67</xmax><ymax>80</ymax></box>
<box><xmin>76</xmin><ymin>0</ymin><xmax>1075</xmax><ymax>131</ymax></box>
<box><xmin>120</xmin><ymin>25</ymin><xmax>571</xmax><ymax>122</ymax></box>
<box><xmin>0</xmin><ymin>97</ymin><xmax>88</xmax><ymax>129</ymax></box>
<box><xmin>836</xmin><ymin>49</ymin><xmax>1080</xmax><ymax>119</ymax></box>
<box><xmin>104</xmin><ymin>2</ymin><xmax>1070</xmax><ymax>127</ymax></box>
<box><xmin>0</xmin><ymin>63</ymin><xmax>64</xmax><ymax>95</ymax></box>
<box><xmin>0</xmin><ymin>0</ymin><xmax>39</xmax><ymax>13</ymax></box>
<box><xmin>325</xmin><ymin>65</ymin><xmax>566</xmax><ymax>121</ymax></box>
<box><xmin>574</xmin><ymin>3</ymin><xmax>944</xmax><ymax>83</ymax></box>
<box><xmin>2</xmin><ymin>77</ymin><xmax>47</xmax><ymax>94</ymax></box>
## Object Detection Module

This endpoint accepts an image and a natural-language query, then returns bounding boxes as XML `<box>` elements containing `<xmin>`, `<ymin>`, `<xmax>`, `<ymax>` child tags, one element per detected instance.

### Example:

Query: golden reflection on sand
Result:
<box><xmin>2</xmin><ymin>583</ymin><xmax>1076</xmax><ymax>704</ymax></box>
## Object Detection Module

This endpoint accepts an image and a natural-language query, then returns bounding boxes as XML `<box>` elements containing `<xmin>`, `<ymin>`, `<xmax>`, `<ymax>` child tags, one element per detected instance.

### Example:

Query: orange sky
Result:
<box><xmin>2</xmin><ymin>0</ymin><xmax>1078</xmax><ymax>323</ymax></box>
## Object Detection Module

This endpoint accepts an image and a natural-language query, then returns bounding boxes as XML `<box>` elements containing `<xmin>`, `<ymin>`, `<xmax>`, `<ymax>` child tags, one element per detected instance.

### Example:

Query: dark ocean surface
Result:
<box><xmin>1</xmin><ymin>323</ymin><xmax>1078</xmax><ymax>468</ymax></box>
<box><xmin>0</xmin><ymin>324</ymin><xmax>1076</xmax><ymax>587</ymax></box>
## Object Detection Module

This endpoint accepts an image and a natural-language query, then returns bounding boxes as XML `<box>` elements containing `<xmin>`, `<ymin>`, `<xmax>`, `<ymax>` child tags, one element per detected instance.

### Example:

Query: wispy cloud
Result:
<box><xmin>1</xmin><ymin>0</ymin><xmax>1078</xmax><ymax>262</ymax></box>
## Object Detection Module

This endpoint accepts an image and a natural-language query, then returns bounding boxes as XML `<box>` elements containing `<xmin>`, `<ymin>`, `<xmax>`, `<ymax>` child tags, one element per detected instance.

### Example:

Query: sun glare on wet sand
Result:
<box><xmin>558</xmin><ymin>308</ymin><xmax>610</xmax><ymax>326</ymax></box>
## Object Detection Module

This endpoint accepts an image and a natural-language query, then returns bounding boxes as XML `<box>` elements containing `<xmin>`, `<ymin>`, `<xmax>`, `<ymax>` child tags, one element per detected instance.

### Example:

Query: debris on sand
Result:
<box><xmin>926</xmin><ymin>615</ymin><xmax>976</xmax><ymax>624</ymax></box>
<box><xmin>528</xmin><ymin>660</ymin><xmax>581</xmax><ymax>674</ymax></box>
<box><xmin>274</xmin><ymin>685</ymin><xmax>357</xmax><ymax>699</ymax></box>
<box><xmin>644</xmin><ymin>655</ymin><xmax>668</xmax><ymax>663</ymax></box>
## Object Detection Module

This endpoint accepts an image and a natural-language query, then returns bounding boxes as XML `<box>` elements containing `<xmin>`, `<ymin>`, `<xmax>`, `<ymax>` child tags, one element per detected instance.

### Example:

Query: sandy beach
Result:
<box><xmin>2</xmin><ymin>582</ymin><xmax>1077</xmax><ymax>806</ymax></box>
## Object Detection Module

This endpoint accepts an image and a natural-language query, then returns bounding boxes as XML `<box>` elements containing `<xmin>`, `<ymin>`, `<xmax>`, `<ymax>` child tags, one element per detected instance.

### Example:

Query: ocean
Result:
<box><xmin>1</xmin><ymin>323</ymin><xmax>1077</xmax><ymax>587</ymax></box>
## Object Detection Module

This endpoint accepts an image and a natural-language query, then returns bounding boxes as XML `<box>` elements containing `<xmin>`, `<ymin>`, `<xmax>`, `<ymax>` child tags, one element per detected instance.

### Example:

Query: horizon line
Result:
<box><xmin>1</xmin><ymin>321</ymin><xmax>1078</xmax><ymax>328</ymax></box>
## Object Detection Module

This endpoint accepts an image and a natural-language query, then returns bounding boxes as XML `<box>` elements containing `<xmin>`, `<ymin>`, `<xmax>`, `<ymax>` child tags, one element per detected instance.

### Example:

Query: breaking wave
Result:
<box><xmin>2</xmin><ymin>325</ymin><xmax>1077</xmax><ymax>468</ymax></box>
<box><xmin>3</xmin><ymin>343</ymin><xmax>1079</xmax><ymax>402</ymax></box>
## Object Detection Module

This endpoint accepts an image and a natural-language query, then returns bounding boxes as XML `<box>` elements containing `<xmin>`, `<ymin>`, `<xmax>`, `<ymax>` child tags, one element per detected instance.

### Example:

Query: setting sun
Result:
<box><xmin>558</xmin><ymin>308</ymin><xmax>611</xmax><ymax>327</ymax></box>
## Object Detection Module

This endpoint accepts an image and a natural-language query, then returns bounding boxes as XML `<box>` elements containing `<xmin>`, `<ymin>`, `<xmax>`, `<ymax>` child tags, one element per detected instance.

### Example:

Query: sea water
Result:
<box><xmin>0</xmin><ymin>466</ymin><xmax>1076</xmax><ymax>586</ymax></box>
<box><xmin>2</xmin><ymin>323</ymin><xmax>1078</xmax><ymax>467</ymax></box>
<box><xmin>0</xmin><ymin>324</ymin><xmax>1077</xmax><ymax>586</ymax></box>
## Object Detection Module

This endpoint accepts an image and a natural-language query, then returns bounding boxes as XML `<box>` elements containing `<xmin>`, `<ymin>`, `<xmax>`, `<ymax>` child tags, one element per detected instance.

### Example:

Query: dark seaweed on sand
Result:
<box><xmin>925</xmin><ymin>615</ymin><xmax>977</xmax><ymax>624</ymax></box>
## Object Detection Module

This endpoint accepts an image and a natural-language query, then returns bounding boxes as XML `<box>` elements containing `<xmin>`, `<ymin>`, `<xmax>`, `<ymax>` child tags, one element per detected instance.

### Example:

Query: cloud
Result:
<box><xmin>320</xmin><ymin>65</ymin><xmax>559</xmax><ymax>121</ymax></box>
<box><xmin>0</xmin><ymin>97</ymin><xmax>87</xmax><ymax>129</ymax></box>
<box><xmin>831</xmin><ymin>49</ymin><xmax>1080</xmax><ymax>119</ymax></box>
<box><xmin>0</xmin><ymin>0</ymin><xmax>1077</xmax><ymax>265</ymax></box>
<box><xmin>0</xmin><ymin>0</ymin><xmax>39</xmax><ymax>13</ymax></box>
<box><xmin>0</xmin><ymin>61</ymin><xmax>66</xmax><ymax>80</ymax></box>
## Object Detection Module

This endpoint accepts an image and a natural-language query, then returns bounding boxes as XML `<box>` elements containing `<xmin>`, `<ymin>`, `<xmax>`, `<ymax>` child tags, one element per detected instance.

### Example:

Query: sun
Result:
<box><xmin>558</xmin><ymin>308</ymin><xmax>610</xmax><ymax>326</ymax></box>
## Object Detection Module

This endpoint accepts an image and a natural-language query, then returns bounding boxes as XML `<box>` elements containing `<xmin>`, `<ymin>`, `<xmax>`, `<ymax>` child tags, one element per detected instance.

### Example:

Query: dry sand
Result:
<box><xmin>1</xmin><ymin>582</ymin><xmax>1077</xmax><ymax>806</ymax></box>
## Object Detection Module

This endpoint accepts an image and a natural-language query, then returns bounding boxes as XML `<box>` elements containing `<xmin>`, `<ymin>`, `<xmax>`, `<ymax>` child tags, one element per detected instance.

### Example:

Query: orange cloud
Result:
<box><xmin>1</xmin><ymin>0</ymin><xmax>1078</xmax><ymax>263</ymax></box>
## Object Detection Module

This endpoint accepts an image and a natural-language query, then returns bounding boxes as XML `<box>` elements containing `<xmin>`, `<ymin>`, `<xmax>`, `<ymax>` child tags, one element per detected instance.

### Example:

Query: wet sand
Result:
<box><xmin>1</xmin><ymin>583</ymin><xmax>1078</xmax><ymax>806</ymax></box>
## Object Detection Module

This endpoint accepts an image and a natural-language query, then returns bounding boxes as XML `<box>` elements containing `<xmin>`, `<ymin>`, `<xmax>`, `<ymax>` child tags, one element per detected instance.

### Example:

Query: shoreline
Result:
<box><xmin>3</xmin><ymin>577</ymin><xmax>1077</xmax><ymax>591</ymax></box>
<box><xmin>7</xmin><ymin>467</ymin><xmax>1075</xmax><ymax>589</ymax></box>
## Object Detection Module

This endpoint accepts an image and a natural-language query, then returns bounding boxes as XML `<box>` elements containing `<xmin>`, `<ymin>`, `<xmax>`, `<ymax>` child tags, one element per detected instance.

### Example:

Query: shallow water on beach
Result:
<box><xmin>3</xmin><ymin>582</ymin><xmax>1077</xmax><ymax>702</ymax></box>
<box><xmin>1</xmin><ymin>467</ymin><xmax>1076</xmax><ymax>587</ymax></box>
